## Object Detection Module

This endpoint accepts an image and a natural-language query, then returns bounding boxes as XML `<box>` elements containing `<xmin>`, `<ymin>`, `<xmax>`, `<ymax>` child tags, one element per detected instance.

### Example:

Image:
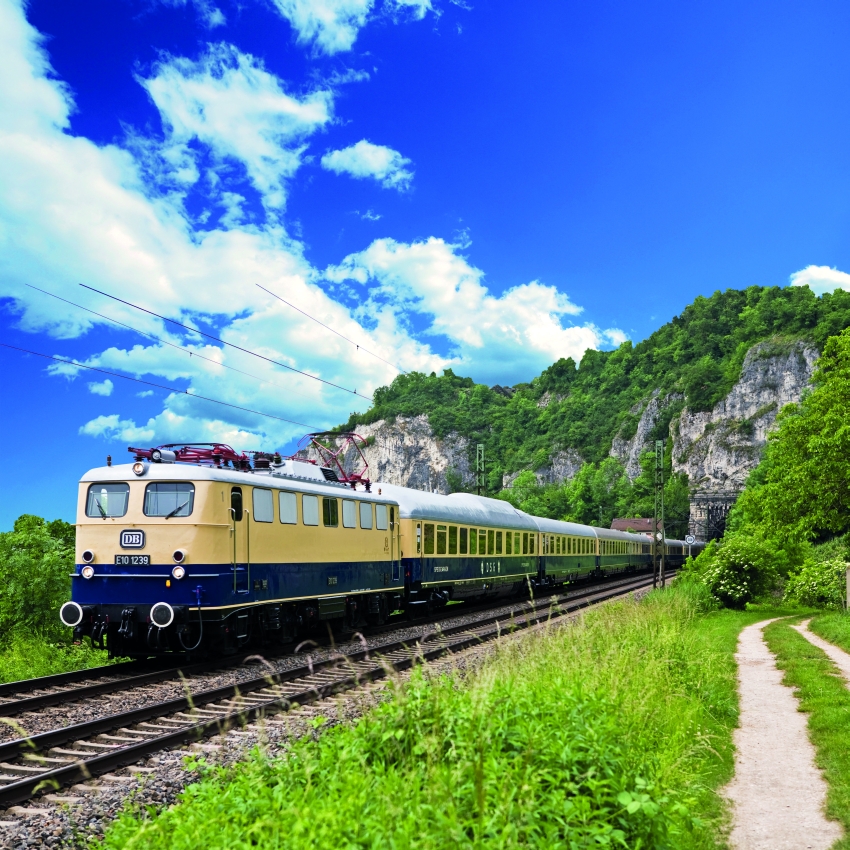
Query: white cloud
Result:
<box><xmin>322</xmin><ymin>140</ymin><xmax>413</xmax><ymax>190</ymax></box>
<box><xmin>1</xmin><ymin>0</ymin><xmax>616</xmax><ymax>451</ymax></box>
<box><xmin>269</xmin><ymin>0</ymin><xmax>372</xmax><ymax>54</ymax></box>
<box><xmin>88</xmin><ymin>378</ymin><xmax>114</xmax><ymax>396</ymax></box>
<box><xmin>789</xmin><ymin>265</ymin><xmax>850</xmax><ymax>296</ymax></box>
<box><xmin>137</xmin><ymin>390</ymin><xmax>155</xmax><ymax>397</ymax></box>
<box><xmin>359</xmin><ymin>209</ymin><xmax>382</xmax><ymax>221</ymax></box>
<box><xmin>326</xmin><ymin>237</ymin><xmax>616</xmax><ymax>385</ymax></box>
<box><xmin>154</xmin><ymin>0</ymin><xmax>226</xmax><ymax>28</ymax></box>
<box><xmin>140</xmin><ymin>44</ymin><xmax>334</xmax><ymax>211</ymax></box>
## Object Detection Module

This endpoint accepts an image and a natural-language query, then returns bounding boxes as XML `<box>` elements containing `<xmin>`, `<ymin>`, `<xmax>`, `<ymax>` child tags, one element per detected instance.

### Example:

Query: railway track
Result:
<box><xmin>0</xmin><ymin>571</ymin><xmax>668</xmax><ymax>809</ymax></box>
<box><xmin>0</xmin><ymin>570</ymin><xmax>661</xmax><ymax>720</ymax></box>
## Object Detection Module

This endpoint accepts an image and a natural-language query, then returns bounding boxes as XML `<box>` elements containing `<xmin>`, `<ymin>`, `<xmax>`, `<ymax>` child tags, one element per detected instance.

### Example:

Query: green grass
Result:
<box><xmin>809</xmin><ymin>610</ymin><xmax>850</xmax><ymax>655</ymax></box>
<box><xmin>98</xmin><ymin>581</ymin><xmax>770</xmax><ymax>850</ymax></box>
<box><xmin>763</xmin><ymin>618</ymin><xmax>850</xmax><ymax>848</ymax></box>
<box><xmin>0</xmin><ymin>633</ymin><xmax>115</xmax><ymax>684</ymax></box>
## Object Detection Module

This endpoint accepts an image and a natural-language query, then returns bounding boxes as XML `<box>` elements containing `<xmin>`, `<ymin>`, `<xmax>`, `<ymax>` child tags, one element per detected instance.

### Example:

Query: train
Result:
<box><xmin>59</xmin><ymin>440</ymin><xmax>702</xmax><ymax>658</ymax></box>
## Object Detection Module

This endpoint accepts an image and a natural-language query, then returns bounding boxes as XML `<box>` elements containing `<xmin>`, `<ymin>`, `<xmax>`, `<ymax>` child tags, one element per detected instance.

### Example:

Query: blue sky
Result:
<box><xmin>3</xmin><ymin>0</ymin><xmax>850</xmax><ymax>529</ymax></box>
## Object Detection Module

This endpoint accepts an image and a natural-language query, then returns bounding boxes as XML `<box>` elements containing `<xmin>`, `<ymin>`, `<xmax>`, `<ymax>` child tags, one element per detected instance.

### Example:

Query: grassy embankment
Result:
<box><xmin>0</xmin><ymin>635</ymin><xmax>112</xmax><ymax>684</ymax></box>
<box><xmin>101</xmin><ymin>582</ymin><xmax>771</xmax><ymax>850</ymax></box>
<box><xmin>764</xmin><ymin>615</ymin><xmax>850</xmax><ymax>848</ymax></box>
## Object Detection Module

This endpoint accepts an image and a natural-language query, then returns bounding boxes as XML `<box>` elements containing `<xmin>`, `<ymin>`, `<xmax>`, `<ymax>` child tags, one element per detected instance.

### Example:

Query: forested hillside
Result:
<box><xmin>340</xmin><ymin>286</ymin><xmax>850</xmax><ymax>488</ymax></box>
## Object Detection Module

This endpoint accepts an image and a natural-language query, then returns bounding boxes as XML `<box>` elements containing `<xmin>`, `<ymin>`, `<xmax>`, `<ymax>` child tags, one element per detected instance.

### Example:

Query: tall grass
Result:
<box><xmin>0</xmin><ymin>633</ymin><xmax>113</xmax><ymax>684</ymax></box>
<box><xmin>809</xmin><ymin>610</ymin><xmax>850</xmax><ymax>654</ymax></box>
<box><xmin>101</xmin><ymin>581</ymin><xmax>764</xmax><ymax>850</ymax></box>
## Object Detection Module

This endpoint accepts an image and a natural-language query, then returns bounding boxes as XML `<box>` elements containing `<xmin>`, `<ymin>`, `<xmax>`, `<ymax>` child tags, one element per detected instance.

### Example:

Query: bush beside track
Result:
<box><xmin>99</xmin><ymin>579</ymin><xmax>773</xmax><ymax>850</ymax></box>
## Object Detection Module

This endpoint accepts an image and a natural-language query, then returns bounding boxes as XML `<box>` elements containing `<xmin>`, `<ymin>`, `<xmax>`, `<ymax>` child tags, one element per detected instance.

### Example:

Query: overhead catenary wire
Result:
<box><xmin>24</xmin><ymin>284</ymin><xmax>326</xmax><ymax>406</ymax></box>
<box><xmin>79</xmin><ymin>284</ymin><xmax>372</xmax><ymax>401</ymax></box>
<box><xmin>256</xmin><ymin>283</ymin><xmax>407</xmax><ymax>374</ymax></box>
<box><xmin>0</xmin><ymin>343</ymin><xmax>322</xmax><ymax>431</ymax></box>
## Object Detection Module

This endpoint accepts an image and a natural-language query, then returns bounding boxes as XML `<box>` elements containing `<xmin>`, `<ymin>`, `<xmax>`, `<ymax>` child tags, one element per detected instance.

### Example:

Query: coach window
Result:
<box><xmin>342</xmin><ymin>500</ymin><xmax>357</xmax><ymax>529</ymax></box>
<box><xmin>495</xmin><ymin>531</ymin><xmax>502</xmax><ymax>555</ymax></box>
<box><xmin>424</xmin><ymin>523</ymin><xmax>435</xmax><ymax>555</ymax></box>
<box><xmin>302</xmin><ymin>495</ymin><xmax>319</xmax><ymax>526</ymax></box>
<box><xmin>448</xmin><ymin>526</ymin><xmax>457</xmax><ymax>555</ymax></box>
<box><xmin>86</xmin><ymin>483</ymin><xmax>130</xmax><ymax>518</ymax></box>
<box><xmin>252</xmin><ymin>488</ymin><xmax>274</xmax><ymax>523</ymax></box>
<box><xmin>486</xmin><ymin>529</ymin><xmax>494</xmax><ymax>555</ymax></box>
<box><xmin>469</xmin><ymin>528</ymin><xmax>477</xmax><ymax>555</ymax></box>
<box><xmin>459</xmin><ymin>527</ymin><xmax>468</xmax><ymax>555</ymax></box>
<box><xmin>522</xmin><ymin>532</ymin><xmax>528</xmax><ymax>555</ymax></box>
<box><xmin>479</xmin><ymin>529</ymin><xmax>488</xmax><ymax>555</ymax></box>
<box><xmin>279</xmin><ymin>491</ymin><xmax>297</xmax><ymax>524</ymax></box>
<box><xmin>376</xmin><ymin>504</ymin><xmax>389</xmax><ymax>531</ymax></box>
<box><xmin>437</xmin><ymin>525</ymin><xmax>447</xmax><ymax>555</ymax></box>
<box><xmin>145</xmin><ymin>482</ymin><xmax>195</xmax><ymax>518</ymax></box>
<box><xmin>359</xmin><ymin>502</ymin><xmax>373</xmax><ymax>529</ymax></box>
<box><xmin>505</xmin><ymin>531</ymin><xmax>512</xmax><ymax>554</ymax></box>
<box><xmin>323</xmin><ymin>498</ymin><xmax>339</xmax><ymax>527</ymax></box>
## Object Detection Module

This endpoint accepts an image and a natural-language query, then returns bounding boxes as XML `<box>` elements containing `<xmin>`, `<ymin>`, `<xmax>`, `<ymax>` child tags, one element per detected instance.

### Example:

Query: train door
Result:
<box><xmin>390</xmin><ymin>507</ymin><xmax>400</xmax><ymax>581</ymax></box>
<box><xmin>231</xmin><ymin>486</ymin><xmax>249</xmax><ymax>593</ymax></box>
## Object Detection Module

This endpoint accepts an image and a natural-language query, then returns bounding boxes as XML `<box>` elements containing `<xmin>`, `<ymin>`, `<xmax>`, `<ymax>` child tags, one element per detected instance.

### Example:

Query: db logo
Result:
<box><xmin>120</xmin><ymin>530</ymin><xmax>146</xmax><ymax>549</ymax></box>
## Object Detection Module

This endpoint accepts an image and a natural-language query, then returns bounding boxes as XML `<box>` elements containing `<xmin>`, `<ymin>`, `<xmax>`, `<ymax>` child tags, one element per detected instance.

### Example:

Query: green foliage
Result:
<box><xmin>687</xmin><ymin>533</ymin><xmax>778</xmax><ymax>609</ymax></box>
<box><xmin>496</xmin><ymin>450</ymin><xmax>690</xmax><ymax>535</ymax></box>
<box><xmin>0</xmin><ymin>514</ymin><xmax>75</xmax><ymax>642</ymax></box>
<box><xmin>0</xmin><ymin>634</ymin><xmax>111</xmax><ymax>684</ymax></box>
<box><xmin>784</xmin><ymin>553</ymin><xmax>847</xmax><ymax>609</ymax></box>
<box><xmin>341</xmin><ymin>287</ymin><xmax>850</xmax><ymax>480</ymax></box>
<box><xmin>101</xmin><ymin>587</ymin><xmax>765</xmax><ymax>850</ymax></box>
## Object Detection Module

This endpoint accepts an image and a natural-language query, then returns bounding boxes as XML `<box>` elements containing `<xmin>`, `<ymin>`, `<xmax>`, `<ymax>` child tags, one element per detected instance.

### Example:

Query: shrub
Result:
<box><xmin>691</xmin><ymin>533</ymin><xmax>778</xmax><ymax>609</ymax></box>
<box><xmin>784</xmin><ymin>556</ymin><xmax>846</xmax><ymax>609</ymax></box>
<box><xmin>0</xmin><ymin>514</ymin><xmax>75</xmax><ymax>641</ymax></box>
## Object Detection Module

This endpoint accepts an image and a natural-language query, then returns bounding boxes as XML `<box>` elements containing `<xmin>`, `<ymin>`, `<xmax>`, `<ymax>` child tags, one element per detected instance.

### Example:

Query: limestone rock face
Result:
<box><xmin>609</xmin><ymin>392</ymin><xmax>684</xmax><ymax>480</ymax></box>
<box><xmin>671</xmin><ymin>340</ymin><xmax>818</xmax><ymax>495</ymax></box>
<box><xmin>502</xmin><ymin>449</ymin><xmax>584</xmax><ymax>488</ymax></box>
<box><xmin>301</xmin><ymin>415</ymin><xmax>475</xmax><ymax>494</ymax></box>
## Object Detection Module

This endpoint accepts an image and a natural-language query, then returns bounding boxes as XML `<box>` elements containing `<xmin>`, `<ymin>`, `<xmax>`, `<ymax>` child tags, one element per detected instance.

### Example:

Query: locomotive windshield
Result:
<box><xmin>144</xmin><ymin>482</ymin><xmax>195</xmax><ymax>518</ymax></box>
<box><xmin>85</xmin><ymin>483</ymin><xmax>130</xmax><ymax>518</ymax></box>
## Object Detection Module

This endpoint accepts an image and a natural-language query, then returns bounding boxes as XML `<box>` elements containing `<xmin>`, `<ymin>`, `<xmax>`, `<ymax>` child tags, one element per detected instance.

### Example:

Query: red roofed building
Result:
<box><xmin>610</xmin><ymin>517</ymin><xmax>661</xmax><ymax>535</ymax></box>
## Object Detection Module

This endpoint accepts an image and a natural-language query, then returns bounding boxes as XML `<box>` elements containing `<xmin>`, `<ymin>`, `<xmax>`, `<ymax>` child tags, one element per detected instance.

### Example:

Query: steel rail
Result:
<box><xmin>0</xmin><ymin>569</ymin><xmax>657</xmax><ymax>716</ymax></box>
<box><xmin>0</xmin><ymin>573</ymin><xmax>663</xmax><ymax>807</ymax></box>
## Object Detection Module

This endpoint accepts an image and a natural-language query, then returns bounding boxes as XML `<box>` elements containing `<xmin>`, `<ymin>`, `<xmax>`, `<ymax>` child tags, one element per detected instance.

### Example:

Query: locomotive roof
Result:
<box><xmin>375</xmin><ymin>483</ymin><xmax>538</xmax><ymax>530</ymax></box>
<box><xmin>80</xmin><ymin>463</ymin><xmax>399</xmax><ymax>504</ymax></box>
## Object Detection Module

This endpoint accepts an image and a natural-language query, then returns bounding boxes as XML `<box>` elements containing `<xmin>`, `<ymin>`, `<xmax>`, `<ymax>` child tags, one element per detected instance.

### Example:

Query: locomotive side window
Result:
<box><xmin>230</xmin><ymin>487</ymin><xmax>242</xmax><ymax>521</ymax></box>
<box><xmin>359</xmin><ymin>502</ymin><xmax>373</xmax><ymax>529</ymax></box>
<box><xmin>252</xmin><ymin>488</ymin><xmax>273</xmax><ymax>522</ymax></box>
<box><xmin>423</xmin><ymin>523</ymin><xmax>435</xmax><ymax>554</ymax></box>
<box><xmin>323</xmin><ymin>498</ymin><xmax>339</xmax><ymax>527</ymax></box>
<box><xmin>459</xmin><ymin>527</ymin><xmax>468</xmax><ymax>554</ymax></box>
<box><xmin>145</xmin><ymin>482</ymin><xmax>195</xmax><ymax>518</ymax></box>
<box><xmin>85</xmin><ymin>483</ymin><xmax>130</xmax><ymax>518</ymax></box>
<box><xmin>342</xmin><ymin>500</ymin><xmax>356</xmax><ymax>528</ymax></box>
<box><xmin>469</xmin><ymin>528</ymin><xmax>477</xmax><ymax>555</ymax></box>
<box><xmin>279</xmin><ymin>491</ymin><xmax>297</xmax><ymax>524</ymax></box>
<box><xmin>436</xmin><ymin>525</ymin><xmax>447</xmax><ymax>555</ymax></box>
<box><xmin>376</xmin><ymin>504</ymin><xmax>389</xmax><ymax>530</ymax></box>
<box><xmin>302</xmin><ymin>495</ymin><xmax>319</xmax><ymax>526</ymax></box>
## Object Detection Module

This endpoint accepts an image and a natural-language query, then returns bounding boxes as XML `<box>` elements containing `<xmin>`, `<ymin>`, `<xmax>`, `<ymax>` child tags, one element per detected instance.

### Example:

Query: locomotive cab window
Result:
<box><xmin>145</xmin><ymin>482</ymin><xmax>195</xmax><ymax>518</ymax></box>
<box><xmin>85</xmin><ymin>483</ymin><xmax>130</xmax><ymax>518</ymax></box>
<box><xmin>252</xmin><ymin>488</ymin><xmax>273</xmax><ymax>523</ymax></box>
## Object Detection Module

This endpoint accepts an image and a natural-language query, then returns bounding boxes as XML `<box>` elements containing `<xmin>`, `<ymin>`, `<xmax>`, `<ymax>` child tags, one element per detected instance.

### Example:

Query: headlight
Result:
<box><xmin>81</xmin><ymin>550</ymin><xmax>95</xmax><ymax>564</ymax></box>
<box><xmin>60</xmin><ymin>601</ymin><xmax>84</xmax><ymax>627</ymax></box>
<box><xmin>81</xmin><ymin>565</ymin><xmax>95</xmax><ymax>579</ymax></box>
<box><xmin>150</xmin><ymin>601</ymin><xmax>174</xmax><ymax>628</ymax></box>
<box><xmin>132</xmin><ymin>461</ymin><xmax>147</xmax><ymax>476</ymax></box>
<box><xmin>172</xmin><ymin>549</ymin><xmax>186</xmax><ymax>564</ymax></box>
<box><xmin>171</xmin><ymin>565</ymin><xmax>186</xmax><ymax>580</ymax></box>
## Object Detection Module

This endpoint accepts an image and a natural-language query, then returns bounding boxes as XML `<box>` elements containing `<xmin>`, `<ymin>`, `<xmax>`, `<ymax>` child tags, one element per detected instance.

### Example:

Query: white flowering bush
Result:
<box><xmin>784</xmin><ymin>556</ymin><xmax>846</xmax><ymax>609</ymax></box>
<box><xmin>694</xmin><ymin>533</ymin><xmax>777</xmax><ymax>609</ymax></box>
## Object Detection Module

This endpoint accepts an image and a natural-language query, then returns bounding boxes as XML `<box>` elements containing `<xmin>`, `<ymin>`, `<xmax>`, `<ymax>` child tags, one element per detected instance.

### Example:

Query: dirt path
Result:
<box><xmin>793</xmin><ymin>619</ymin><xmax>850</xmax><ymax>679</ymax></box>
<box><xmin>724</xmin><ymin>619</ymin><xmax>842</xmax><ymax>850</ymax></box>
